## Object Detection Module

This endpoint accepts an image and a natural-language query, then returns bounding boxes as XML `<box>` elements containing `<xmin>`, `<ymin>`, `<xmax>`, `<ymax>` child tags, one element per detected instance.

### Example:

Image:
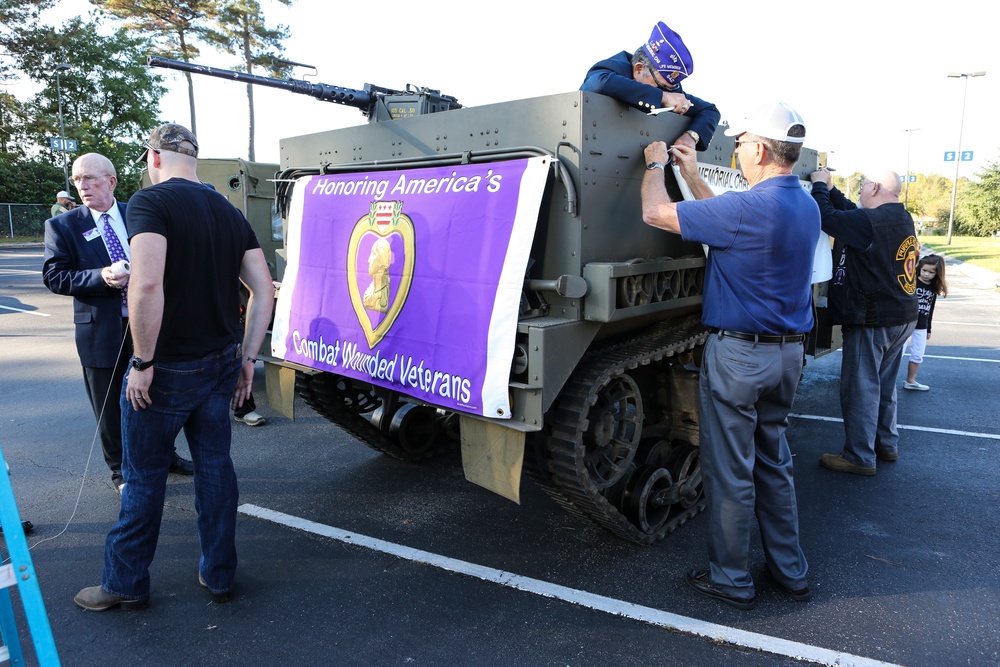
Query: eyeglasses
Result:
<box><xmin>71</xmin><ymin>174</ymin><xmax>110</xmax><ymax>185</ymax></box>
<box><xmin>141</xmin><ymin>139</ymin><xmax>161</xmax><ymax>156</ymax></box>
<box><xmin>645</xmin><ymin>65</ymin><xmax>679</xmax><ymax>92</ymax></box>
<box><xmin>735</xmin><ymin>139</ymin><xmax>760</xmax><ymax>149</ymax></box>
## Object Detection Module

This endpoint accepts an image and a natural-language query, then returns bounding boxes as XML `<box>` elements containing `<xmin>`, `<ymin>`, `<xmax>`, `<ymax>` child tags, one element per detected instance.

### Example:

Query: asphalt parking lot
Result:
<box><xmin>1</xmin><ymin>245</ymin><xmax>998</xmax><ymax>666</ymax></box>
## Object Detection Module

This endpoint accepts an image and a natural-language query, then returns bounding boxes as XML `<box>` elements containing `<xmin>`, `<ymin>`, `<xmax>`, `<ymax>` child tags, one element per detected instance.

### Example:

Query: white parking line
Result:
<box><xmin>903</xmin><ymin>352</ymin><xmax>1000</xmax><ymax>363</ymax></box>
<box><xmin>827</xmin><ymin>349</ymin><xmax>999</xmax><ymax>364</ymax></box>
<box><xmin>0</xmin><ymin>304</ymin><xmax>49</xmax><ymax>317</ymax></box>
<box><xmin>933</xmin><ymin>320</ymin><xmax>1000</xmax><ymax>327</ymax></box>
<box><xmin>239</xmin><ymin>503</ymin><xmax>902</xmax><ymax>667</ymax></box>
<box><xmin>790</xmin><ymin>414</ymin><xmax>1000</xmax><ymax>440</ymax></box>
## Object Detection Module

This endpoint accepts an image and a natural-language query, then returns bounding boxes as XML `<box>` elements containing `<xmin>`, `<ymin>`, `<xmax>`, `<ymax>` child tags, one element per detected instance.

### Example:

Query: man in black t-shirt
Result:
<box><xmin>75</xmin><ymin>123</ymin><xmax>275</xmax><ymax>611</ymax></box>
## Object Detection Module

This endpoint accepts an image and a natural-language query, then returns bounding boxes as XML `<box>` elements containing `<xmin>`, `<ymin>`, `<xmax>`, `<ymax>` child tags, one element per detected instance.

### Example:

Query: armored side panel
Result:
<box><xmin>196</xmin><ymin>159</ymin><xmax>281</xmax><ymax>280</ymax></box>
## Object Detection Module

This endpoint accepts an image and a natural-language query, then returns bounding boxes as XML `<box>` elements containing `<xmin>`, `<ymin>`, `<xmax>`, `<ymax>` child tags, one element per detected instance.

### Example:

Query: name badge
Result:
<box><xmin>83</xmin><ymin>227</ymin><xmax>101</xmax><ymax>242</ymax></box>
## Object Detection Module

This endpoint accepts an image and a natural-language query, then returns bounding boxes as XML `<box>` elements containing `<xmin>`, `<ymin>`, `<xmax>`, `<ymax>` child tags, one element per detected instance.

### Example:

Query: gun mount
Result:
<box><xmin>146</xmin><ymin>56</ymin><xmax>461</xmax><ymax>122</ymax></box>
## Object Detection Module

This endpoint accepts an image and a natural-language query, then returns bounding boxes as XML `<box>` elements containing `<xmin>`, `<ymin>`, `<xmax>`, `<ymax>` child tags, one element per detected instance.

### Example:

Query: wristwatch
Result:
<box><xmin>645</xmin><ymin>162</ymin><xmax>665</xmax><ymax>171</ymax></box>
<box><xmin>685</xmin><ymin>130</ymin><xmax>700</xmax><ymax>143</ymax></box>
<box><xmin>131</xmin><ymin>357</ymin><xmax>154</xmax><ymax>371</ymax></box>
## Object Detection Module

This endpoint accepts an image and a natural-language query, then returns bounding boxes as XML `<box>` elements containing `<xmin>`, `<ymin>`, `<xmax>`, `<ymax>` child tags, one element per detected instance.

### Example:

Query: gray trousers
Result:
<box><xmin>839</xmin><ymin>322</ymin><xmax>916</xmax><ymax>467</ymax></box>
<box><xmin>699</xmin><ymin>333</ymin><xmax>808</xmax><ymax>598</ymax></box>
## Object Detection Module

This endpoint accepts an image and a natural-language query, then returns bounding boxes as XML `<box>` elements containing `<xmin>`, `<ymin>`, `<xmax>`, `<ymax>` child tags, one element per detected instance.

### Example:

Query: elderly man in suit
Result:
<box><xmin>43</xmin><ymin>152</ymin><xmax>193</xmax><ymax>493</ymax></box>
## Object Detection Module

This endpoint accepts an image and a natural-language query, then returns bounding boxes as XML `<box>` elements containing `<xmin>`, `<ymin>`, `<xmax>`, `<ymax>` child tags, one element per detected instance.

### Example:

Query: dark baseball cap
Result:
<box><xmin>137</xmin><ymin>123</ymin><xmax>199</xmax><ymax>163</ymax></box>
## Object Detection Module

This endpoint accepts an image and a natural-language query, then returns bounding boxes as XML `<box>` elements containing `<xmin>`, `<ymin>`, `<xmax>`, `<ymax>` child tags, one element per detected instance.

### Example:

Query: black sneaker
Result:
<box><xmin>783</xmin><ymin>584</ymin><xmax>813</xmax><ymax>602</ymax></box>
<box><xmin>169</xmin><ymin>454</ymin><xmax>194</xmax><ymax>475</ymax></box>
<box><xmin>0</xmin><ymin>520</ymin><xmax>33</xmax><ymax>535</ymax></box>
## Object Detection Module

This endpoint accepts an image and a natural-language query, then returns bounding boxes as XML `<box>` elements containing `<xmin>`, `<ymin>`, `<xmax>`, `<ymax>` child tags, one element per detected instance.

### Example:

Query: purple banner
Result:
<box><xmin>272</xmin><ymin>157</ymin><xmax>550</xmax><ymax>417</ymax></box>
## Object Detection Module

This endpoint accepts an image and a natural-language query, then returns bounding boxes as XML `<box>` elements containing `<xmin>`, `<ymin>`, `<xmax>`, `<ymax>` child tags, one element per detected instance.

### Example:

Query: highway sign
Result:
<box><xmin>945</xmin><ymin>150</ymin><xmax>975</xmax><ymax>162</ymax></box>
<box><xmin>49</xmin><ymin>137</ymin><xmax>78</xmax><ymax>151</ymax></box>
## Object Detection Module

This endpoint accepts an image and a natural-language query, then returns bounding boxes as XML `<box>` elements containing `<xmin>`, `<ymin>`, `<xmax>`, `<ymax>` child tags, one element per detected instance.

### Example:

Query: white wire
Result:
<box><xmin>2</xmin><ymin>321</ymin><xmax>131</xmax><ymax>562</ymax></box>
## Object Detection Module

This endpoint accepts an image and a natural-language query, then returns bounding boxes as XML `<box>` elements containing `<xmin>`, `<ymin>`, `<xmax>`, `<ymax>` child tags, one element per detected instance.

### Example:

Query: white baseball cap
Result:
<box><xmin>57</xmin><ymin>190</ymin><xmax>74</xmax><ymax>199</ymax></box>
<box><xmin>724</xmin><ymin>100</ymin><xmax>806</xmax><ymax>143</ymax></box>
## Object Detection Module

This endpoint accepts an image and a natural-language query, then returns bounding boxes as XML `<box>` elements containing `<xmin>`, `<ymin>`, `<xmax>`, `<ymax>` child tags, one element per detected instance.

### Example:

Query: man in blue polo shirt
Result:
<box><xmin>639</xmin><ymin>100</ymin><xmax>820</xmax><ymax>610</ymax></box>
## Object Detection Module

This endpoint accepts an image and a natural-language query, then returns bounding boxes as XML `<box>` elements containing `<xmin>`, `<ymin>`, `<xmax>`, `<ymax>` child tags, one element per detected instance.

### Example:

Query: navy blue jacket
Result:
<box><xmin>580</xmin><ymin>50</ymin><xmax>721</xmax><ymax>151</ymax></box>
<box><xmin>43</xmin><ymin>203</ymin><xmax>130</xmax><ymax>368</ymax></box>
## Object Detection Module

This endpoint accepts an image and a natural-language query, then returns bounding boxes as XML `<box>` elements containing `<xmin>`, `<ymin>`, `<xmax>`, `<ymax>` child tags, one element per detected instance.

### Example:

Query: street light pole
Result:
<box><xmin>946</xmin><ymin>71</ymin><xmax>985</xmax><ymax>245</ymax></box>
<box><xmin>54</xmin><ymin>63</ymin><xmax>71</xmax><ymax>193</ymax></box>
<box><xmin>903</xmin><ymin>128</ymin><xmax>919</xmax><ymax>210</ymax></box>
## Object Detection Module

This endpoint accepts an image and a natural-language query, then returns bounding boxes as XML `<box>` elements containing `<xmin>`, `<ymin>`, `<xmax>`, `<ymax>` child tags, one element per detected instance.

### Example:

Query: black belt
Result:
<box><xmin>712</xmin><ymin>329</ymin><xmax>805</xmax><ymax>344</ymax></box>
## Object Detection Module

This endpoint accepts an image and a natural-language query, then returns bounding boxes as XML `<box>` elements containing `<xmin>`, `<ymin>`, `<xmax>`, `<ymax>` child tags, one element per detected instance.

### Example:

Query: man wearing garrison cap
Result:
<box><xmin>580</xmin><ymin>21</ymin><xmax>720</xmax><ymax>152</ymax></box>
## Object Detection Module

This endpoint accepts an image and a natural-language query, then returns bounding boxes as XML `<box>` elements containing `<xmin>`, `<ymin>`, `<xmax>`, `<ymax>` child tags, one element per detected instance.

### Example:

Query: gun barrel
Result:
<box><xmin>147</xmin><ymin>56</ymin><xmax>373</xmax><ymax>112</ymax></box>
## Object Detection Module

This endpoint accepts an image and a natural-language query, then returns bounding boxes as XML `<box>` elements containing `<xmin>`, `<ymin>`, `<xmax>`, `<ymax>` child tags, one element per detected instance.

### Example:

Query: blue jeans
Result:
<box><xmin>103</xmin><ymin>343</ymin><xmax>242</xmax><ymax>600</ymax></box>
<box><xmin>839</xmin><ymin>323</ymin><xmax>916</xmax><ymax>467</ymax></box>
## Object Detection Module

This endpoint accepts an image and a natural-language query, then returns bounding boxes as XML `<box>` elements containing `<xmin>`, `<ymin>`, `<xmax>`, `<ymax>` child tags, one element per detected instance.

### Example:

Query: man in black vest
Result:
<box><xmin>809</xmin><ymin>169</ymin><xmax>918</xmax><ymax>475</ymax></box>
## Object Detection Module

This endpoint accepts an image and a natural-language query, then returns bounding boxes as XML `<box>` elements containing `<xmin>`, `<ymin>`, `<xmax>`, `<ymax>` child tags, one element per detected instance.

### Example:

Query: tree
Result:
<box><xmin>0</xmin><ymin>15</ymin><xmax>166</xmax><ymax>199</ymax></box>
<box><xmin>956</xmin><ymin>157</ymin><xmax>1000</xmax><ymax>236</ymax></box>
<box><xmin>905</xmin><ymin>173</ymin><xmax>954</xmax><ymax>226</ymax></box>
<box><xmin>0</xmin><ymin>151</ymin><xmax>64</xmax><ymax>206</ymax></box>
<box><xmin>1</xmin><ymin>31</ymin><xmax>64</xmax><ymax>207</ymax></box>
<box><xmin>203</xmin><ymin>0</ymin><xmax>292</xmax><ymax>160</ymax></box>
<box><xmin>89</xmin><ymin>0</ymin><xmax>218</xmax><ymax>135</ymax></box>
<box><xmin>831</xmin><ymin>171</ymin><xmax>865</xmax><ymax>202</ymax></box>
<box><xmin>0</xmin><ymin>0</ymin><xmax>56</xmax><ymax>28</ymax></box>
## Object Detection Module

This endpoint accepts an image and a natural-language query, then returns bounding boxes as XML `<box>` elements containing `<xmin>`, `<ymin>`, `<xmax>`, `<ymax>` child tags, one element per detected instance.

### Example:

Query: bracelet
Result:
<box><xmin>245</xmin><ymin>356</ymin><xmax>257</xmax><ymax>364</ymax></box>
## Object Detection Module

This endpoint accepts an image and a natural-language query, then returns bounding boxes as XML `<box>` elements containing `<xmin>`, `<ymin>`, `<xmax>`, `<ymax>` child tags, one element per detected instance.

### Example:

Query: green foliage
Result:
<box><xmin>831</xmin><ymin>171</ymin><xmax>865</xmax><ymax>202</ymax></box>
<box><xmin>0</xmin><ymin>152</ymin><xmax>64</xmax><ymax>204</ymax></box>
<box><xmin>955</xmin><ymin>158</ymin><xmax>1000</xmax><ymax>236</ymax></box>
<box><xmin>0</xmin><ymin>0</ymin><xmax>56</xmax><ymax>28</ymax></box>
<box><xmin>0</xmin><ymin>15</ymin><xmax>166</xmax><ymax>200</ymax></box>
<box><xmin>203</xmin><ymin>0</ymin><xmax>293</xmax><ymax>77</ymax></box>
<box><xmin>90</xmin><ymin>0</ymin><xmax>217</xmax><ymax>59</ymax></box>
<box><xmin>89</xmin><ymin>0</ymin><xmax>219</xmax><ymax>134</ymax></box>
<box><xmin>86</xmin><ymin>0</ymin><xmax>296</xmax><ymax>160</ymax></box>
<box><xmin>920</xmin><ymin>236</ymin><xmax>1000</xmax><ymax>274</ymax></box>
<box><xmin>907</xmin><ymin>173</ymin><xmax>959</xmax><ymax>225</ymax></box>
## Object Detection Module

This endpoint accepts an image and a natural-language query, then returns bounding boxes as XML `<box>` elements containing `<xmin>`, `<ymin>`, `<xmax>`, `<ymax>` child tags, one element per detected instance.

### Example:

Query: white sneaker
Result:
<box><xmin>903</xmin><ymin>381</ymin><xmax>929</xmax><ymax>391</ymax></box>
<box><xmin>235</xmin><ymin>410</ymin><xmax>266</xmax><ymax>426</ymax></box>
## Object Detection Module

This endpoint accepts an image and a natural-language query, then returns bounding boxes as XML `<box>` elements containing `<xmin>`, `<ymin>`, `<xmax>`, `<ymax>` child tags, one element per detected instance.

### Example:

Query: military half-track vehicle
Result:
<box><xmin>151</xmin><ymin>57</ymin><xmax>837</xmax><ymax>545</ymax></box>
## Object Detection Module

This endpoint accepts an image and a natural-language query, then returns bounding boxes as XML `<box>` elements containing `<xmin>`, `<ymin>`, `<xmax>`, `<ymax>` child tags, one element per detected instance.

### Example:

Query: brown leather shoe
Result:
<box><xmin>876</xmin><ymin>449</ymin><xmax>898</xmax><ymax>462</ymax></box>
<box><xmin>819</xmin><ymin>453</ymin><xmax>876</xmax><ymax>476</ymax></box>
<box><xmin>73</xmin><ymin>585</ymin><xmax>148</xmax><ymax>611</ymax></box>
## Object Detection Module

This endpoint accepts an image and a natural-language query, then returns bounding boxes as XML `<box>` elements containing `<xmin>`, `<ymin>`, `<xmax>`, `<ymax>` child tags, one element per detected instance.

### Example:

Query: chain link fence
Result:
<box><xmin>1</xmin><ymin>203</ymin><xmax>49</xmax><ymax>240</ymax></box>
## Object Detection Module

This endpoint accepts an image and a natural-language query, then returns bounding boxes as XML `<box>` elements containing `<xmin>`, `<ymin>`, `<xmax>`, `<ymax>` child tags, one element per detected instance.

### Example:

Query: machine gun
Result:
<box><xmin>146</xmin><ymin>56</ymin><xmax>461</xmax><ymax>123</ymax></box>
